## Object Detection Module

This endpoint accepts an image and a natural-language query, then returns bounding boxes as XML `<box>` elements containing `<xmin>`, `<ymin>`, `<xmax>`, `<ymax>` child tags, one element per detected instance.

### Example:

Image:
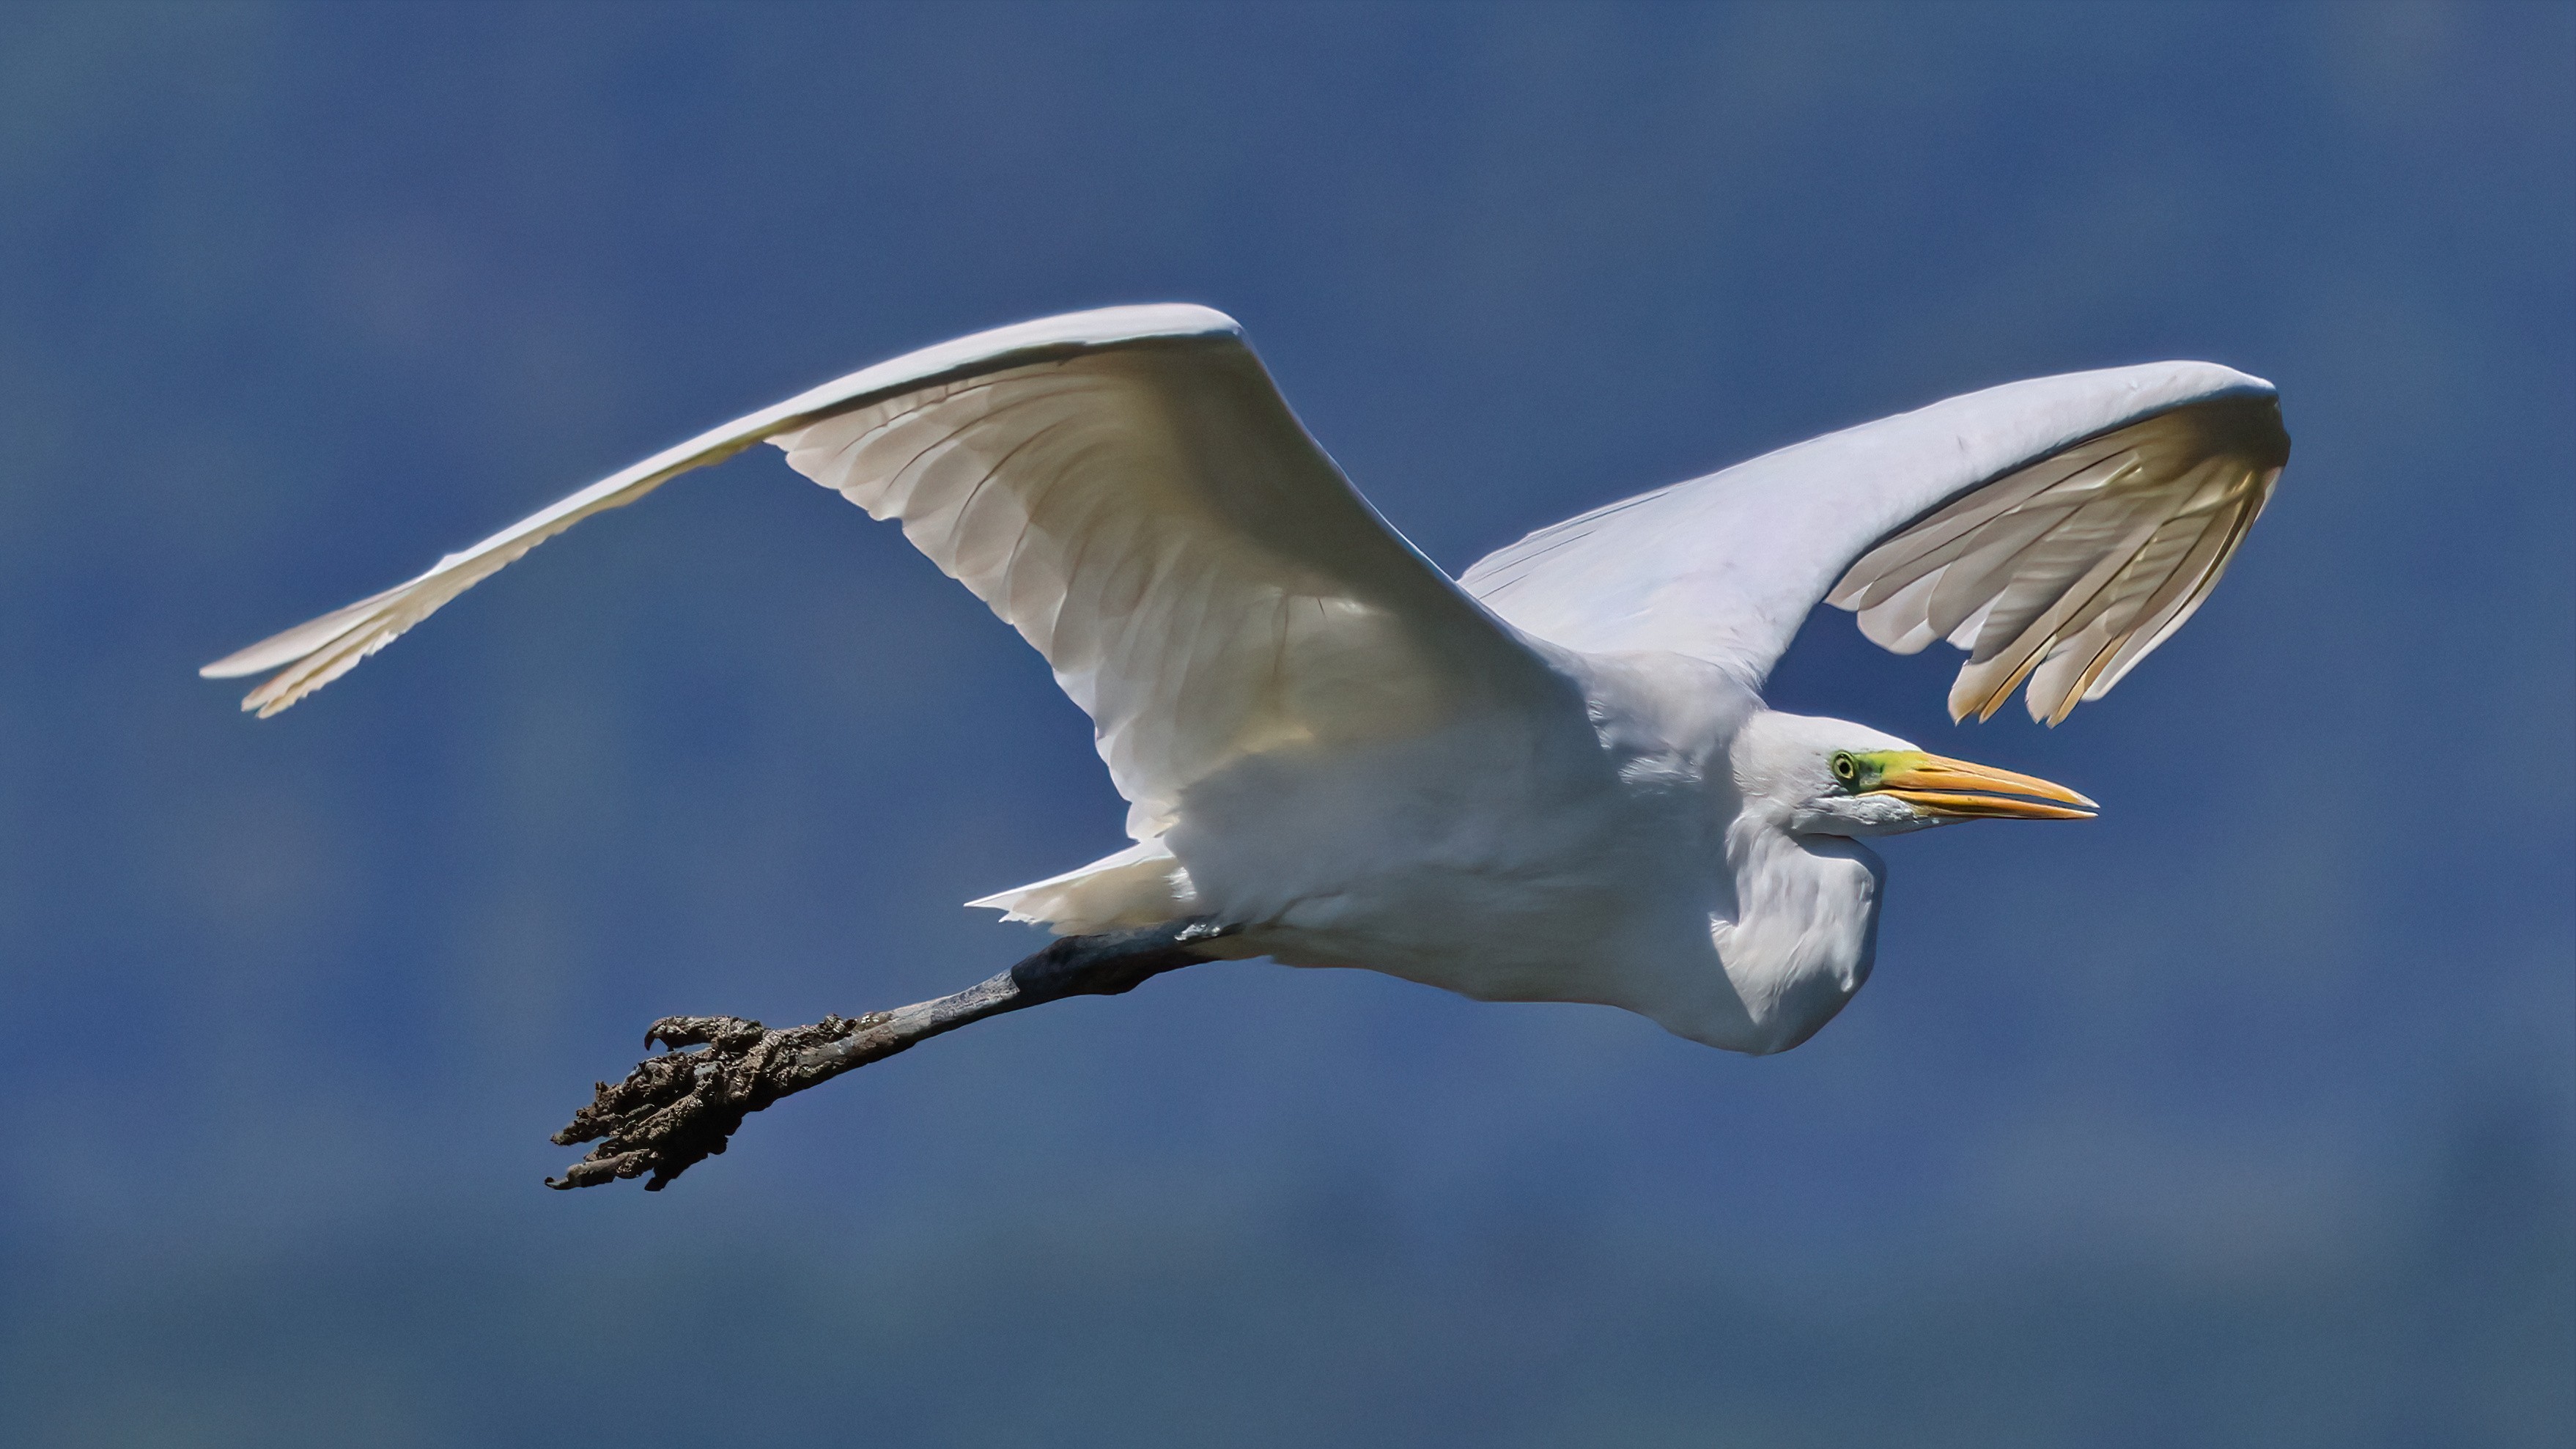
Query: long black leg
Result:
<box><xmin>546</xmin><ymin>918</ymin><xmax>1239</xmax><ymax>1191</ymax></box>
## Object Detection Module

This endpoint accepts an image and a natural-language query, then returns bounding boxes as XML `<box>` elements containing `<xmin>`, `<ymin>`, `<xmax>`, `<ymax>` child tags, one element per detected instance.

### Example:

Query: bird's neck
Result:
<box><xmin>1697</xmin><ymin>814</ymin><xmax>1885</xmax><ymax>1055</ymax></box>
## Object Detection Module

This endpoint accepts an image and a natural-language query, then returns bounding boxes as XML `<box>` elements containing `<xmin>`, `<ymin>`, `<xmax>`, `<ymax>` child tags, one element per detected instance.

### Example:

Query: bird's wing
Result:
<box><xmin>1457</xmin><ymin>362</ymin><xmax>2289</xmax><ymax>723</ymax></box>
<box><xmin>204</xmin><ymin>304</ymin><xmax>1562</xmax><ymax>837</ymax></box>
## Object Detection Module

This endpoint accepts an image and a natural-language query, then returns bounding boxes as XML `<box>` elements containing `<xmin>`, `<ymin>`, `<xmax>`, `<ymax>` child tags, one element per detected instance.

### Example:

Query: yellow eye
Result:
<box><xmin>1831</xmin><ymin>752</ymin><xmax>1859</xmax><ymax>784</ymax></box>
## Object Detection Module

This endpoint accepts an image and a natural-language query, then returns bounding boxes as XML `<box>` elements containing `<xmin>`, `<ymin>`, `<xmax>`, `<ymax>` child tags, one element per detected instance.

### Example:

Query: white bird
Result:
<box><xmin>202</xmin><ymin>305</ymin><xmax>2287</xmax><ymax>1187</ymax></box>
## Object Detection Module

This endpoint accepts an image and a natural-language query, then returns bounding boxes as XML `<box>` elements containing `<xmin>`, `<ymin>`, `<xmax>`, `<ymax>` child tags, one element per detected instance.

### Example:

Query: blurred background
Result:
<box><xmin>1</xmin><ymin>2</ymin><xmax>2568</xmax><ymax>1444</ymax></box>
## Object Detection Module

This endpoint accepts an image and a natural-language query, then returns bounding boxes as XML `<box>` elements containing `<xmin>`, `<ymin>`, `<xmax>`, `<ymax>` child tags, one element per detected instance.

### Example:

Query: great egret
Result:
<box><xmin>202</xmin><ymin>305</ymin><xmax>2289</xmax><ymax>1188</ymax></box>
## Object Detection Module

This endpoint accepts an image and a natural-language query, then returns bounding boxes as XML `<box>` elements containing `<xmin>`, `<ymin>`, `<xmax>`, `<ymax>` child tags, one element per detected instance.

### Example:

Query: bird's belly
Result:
<box><xmin>1183</xmin><ymin>799</ymin><xmax>1722</xmax><ymax>1013</ymax></box>
<box><xmin>1225</xmin><ymin>866</ymin><xmax>1669</xmax><ymax>1005</ymax></box>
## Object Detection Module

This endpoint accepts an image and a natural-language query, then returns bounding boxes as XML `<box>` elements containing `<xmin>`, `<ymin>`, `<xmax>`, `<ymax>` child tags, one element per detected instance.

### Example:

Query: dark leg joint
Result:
<box><xmin>1007</xmin><ymin>917</ymin><xmax>1239</xmax><ymax>1005</ymax></box>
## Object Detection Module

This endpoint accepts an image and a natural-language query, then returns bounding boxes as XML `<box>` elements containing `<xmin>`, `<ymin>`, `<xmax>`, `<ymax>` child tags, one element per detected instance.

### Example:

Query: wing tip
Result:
<box><xmin>198</xmin><ymin>652</ymin><xmax>275</xmax><ymax>681</ymax></box>
<box><xmin>200</xmin><ymin>627</ymin><xmax>325</xmax><ymax>679</ymax></box>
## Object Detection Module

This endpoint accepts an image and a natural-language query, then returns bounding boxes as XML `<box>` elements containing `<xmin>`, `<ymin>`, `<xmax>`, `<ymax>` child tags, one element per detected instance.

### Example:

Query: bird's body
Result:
<box><xmin>992</xmin><ymin>655</ymin><xmax>1871</xmax><ymax>1054</ymax></box>
<box><xmin>206</xmin><ymin>305</ymin><xmax>2287</xmax><ymax>1061</ymax></box>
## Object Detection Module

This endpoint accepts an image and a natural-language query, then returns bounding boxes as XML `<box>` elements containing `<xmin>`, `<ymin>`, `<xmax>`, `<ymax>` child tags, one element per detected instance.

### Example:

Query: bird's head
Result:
<box><xmin>1731</xmin><ymin>711</ymin><xmax>2096</xmax><ymax>838</ymax></box>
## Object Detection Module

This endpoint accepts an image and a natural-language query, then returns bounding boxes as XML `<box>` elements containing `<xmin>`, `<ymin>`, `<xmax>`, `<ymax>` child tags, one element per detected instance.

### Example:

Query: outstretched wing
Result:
<box><xmin>1457</xmin><ymin>363</ymin><xmax>2289</xmax><ymax>723</ymax></box>
<box><xmin>204</xmin><ymin>305</ymin><xmax>1562</xmax><ymax>836</ymax></box>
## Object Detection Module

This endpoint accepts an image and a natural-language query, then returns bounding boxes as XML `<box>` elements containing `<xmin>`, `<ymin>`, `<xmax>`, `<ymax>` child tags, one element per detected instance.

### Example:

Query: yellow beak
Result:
<box><xmin>1874</xmin><ymin>752</ymin><xmax>2098</xmax><ymax>821</ymax></box>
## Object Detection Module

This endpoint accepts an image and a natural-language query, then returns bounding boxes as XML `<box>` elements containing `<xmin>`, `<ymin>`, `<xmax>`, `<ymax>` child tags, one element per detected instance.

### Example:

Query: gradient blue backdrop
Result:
<box><xmin>2</xmin><ymin>3</ymin><xmax>2569</xmax><ymax>1444</ymax></box>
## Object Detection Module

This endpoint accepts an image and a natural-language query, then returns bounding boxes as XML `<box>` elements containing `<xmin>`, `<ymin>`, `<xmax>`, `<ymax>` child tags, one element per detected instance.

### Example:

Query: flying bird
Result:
<box><xmin>201</xmin><ymin>305</ymin><xmax>2289</xmax><ymax>1188</ymax></box>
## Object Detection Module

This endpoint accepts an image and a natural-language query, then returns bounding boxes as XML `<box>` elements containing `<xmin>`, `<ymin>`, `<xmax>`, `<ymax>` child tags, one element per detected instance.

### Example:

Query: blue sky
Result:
<box><xmin>1</xmin><ymin>4</ymin><xmax>2568</xmax><ymax>1444</ymax></box>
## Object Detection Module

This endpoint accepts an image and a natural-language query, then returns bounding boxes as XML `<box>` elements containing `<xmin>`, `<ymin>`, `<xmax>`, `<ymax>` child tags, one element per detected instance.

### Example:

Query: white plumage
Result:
<box><xmin>204</xmin><ymin>306</ymin><xmax>2287</xmax><ymax>1054</ymax></box>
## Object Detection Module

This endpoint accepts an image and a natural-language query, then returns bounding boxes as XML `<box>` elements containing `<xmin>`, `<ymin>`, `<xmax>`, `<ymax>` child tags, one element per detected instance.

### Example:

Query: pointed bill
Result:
<box><xmin>1873</xmin><ymin>752</ymin><xmax>2097</xmax><ymax>820</ymax></box>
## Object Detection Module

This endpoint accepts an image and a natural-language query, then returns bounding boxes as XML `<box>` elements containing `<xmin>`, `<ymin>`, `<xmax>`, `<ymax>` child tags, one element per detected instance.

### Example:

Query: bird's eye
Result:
<box><xmin>1831</xmin><ymin>752</ymin><xmax>1859</xmax><ymax>784</ymax></box>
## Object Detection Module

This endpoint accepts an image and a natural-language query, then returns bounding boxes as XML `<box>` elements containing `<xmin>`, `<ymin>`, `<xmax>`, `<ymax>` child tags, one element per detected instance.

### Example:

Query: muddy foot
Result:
<box><xmin>546</xmin><ymin>1012</ymin><xmax>879</xmax><ymax>1191</ymax></box>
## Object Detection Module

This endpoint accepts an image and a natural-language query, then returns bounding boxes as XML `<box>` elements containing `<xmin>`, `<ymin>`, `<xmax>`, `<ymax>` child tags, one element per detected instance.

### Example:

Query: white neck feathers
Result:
<box><xmin>1702</xmin><ymin>814</ymin><xmax>1884</xmax><ymax>1054</ymax></box>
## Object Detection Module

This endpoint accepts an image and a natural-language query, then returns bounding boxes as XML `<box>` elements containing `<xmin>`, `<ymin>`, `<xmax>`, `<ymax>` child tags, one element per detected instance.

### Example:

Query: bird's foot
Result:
<box><xmin>545</xmin><ymin>1011</ymin><xmax>884</xmax><ymax>1191</ymax></box>
<box><xmin>544</xmin><ymin>919</ymin><xmax>1233</xmax><ymax>1193</ymax></box>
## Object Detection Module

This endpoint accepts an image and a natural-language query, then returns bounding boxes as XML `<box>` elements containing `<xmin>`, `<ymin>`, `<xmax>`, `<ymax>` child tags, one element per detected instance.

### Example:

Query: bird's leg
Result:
<box><xmin>545</xmin><ymin>918</ymin><xmax>1239</xmax><ymax>1192</ymax></box>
